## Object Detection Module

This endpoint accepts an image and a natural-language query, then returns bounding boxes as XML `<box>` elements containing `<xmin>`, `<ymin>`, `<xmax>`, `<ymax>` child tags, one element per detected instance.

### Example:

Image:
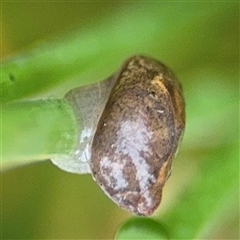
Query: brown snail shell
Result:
<box><xmin>51</xmin><ymin>55</ymin><xmax>185</xmax><ymax>216</ymax></box>
<box><xmin>90</xmin><ymin>56</ymin><xmax>185</xmax><ymax>216</ymax></box>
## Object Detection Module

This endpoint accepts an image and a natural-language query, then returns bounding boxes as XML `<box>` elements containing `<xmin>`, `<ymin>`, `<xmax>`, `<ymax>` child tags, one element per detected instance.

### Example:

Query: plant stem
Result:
<box><xmin>2</xmin><ymin>4</ymin><xmax>225</xmax><ymax>103</ymax></box>
<box><xmin>1</xmin><ymin>99</ymin><xmax>78</xmax><ymax>170</ymax></box>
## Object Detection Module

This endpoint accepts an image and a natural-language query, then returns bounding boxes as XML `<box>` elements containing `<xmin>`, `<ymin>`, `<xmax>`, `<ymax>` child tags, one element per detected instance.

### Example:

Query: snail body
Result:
<box><xmin>51</xmin><ymin>55</ymin><xmax>185</xmax><ymax>216</ymax></box>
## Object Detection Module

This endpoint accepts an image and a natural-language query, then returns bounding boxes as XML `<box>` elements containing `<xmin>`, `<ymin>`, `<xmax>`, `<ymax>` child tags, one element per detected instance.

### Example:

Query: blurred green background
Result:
<box><xmin>2</xmin><ymin>2</ymin><xmax>239</xmax><ymax>239</ymax></box>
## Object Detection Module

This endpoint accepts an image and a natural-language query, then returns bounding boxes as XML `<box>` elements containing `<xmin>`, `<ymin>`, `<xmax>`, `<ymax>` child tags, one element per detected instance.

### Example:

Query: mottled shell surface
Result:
<box><xmin>90</xmin><ymin>56</ymin><xmax>185</xmax><ymax>216</ymax></box>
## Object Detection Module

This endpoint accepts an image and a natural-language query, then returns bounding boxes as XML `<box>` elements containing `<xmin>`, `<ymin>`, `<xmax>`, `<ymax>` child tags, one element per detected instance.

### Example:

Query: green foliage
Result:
<box><xmin>2</xmin><ymin>2</ymin><xmax>239</xmax><ymax>239</ymax></box>
<box><xmin>2</xmin><ymin>100</ymin><xmax>78</xmax><ymax>170</ymax></box>
<box><xmin>115</xmin><ymin>218</ymin><xmax>169</xmax><ymax>240</ymax></box>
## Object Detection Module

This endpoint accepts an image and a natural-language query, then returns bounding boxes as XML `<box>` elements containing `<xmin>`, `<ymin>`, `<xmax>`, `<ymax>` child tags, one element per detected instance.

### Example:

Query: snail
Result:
<box><xmin>51</xmin><ymin>55</ymin><xmax>185</xmax><ymax>216</ymax></box>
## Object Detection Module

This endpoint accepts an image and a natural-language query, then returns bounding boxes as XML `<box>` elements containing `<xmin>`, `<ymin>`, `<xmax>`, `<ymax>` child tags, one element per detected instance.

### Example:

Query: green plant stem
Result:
<box><xmin>1</xmin><ymin>99</ymin><xmax>78</xmax><ymax>170</ymax></box>
<box><xmin>2</xmin><ymin>4</ymin><xmax>231</xmax><ymax>103</ymax></box>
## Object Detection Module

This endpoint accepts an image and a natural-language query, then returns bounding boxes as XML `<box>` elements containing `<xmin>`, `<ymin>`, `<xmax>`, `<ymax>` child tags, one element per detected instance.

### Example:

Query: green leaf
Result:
<box><xmin>115</xmin><ymin>218</ymin><xmax>169</xmax><ymax>240</ymax></box>
<box><xmin>2</xmin><ymin>2</ymin><xmax>237</xmax><ymax>102</ymax></box>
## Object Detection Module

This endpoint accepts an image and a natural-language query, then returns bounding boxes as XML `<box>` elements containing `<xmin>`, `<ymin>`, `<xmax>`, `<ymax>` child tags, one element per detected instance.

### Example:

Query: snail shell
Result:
<box><xmin>51</xmin><ymin>55</ymin><xmax>185</xmax><ymax>216</ymax></box>
<box><xmin>90</xmin><ymin>56</ymin><xmax>185</xmax><ymax>216</ymax></box>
